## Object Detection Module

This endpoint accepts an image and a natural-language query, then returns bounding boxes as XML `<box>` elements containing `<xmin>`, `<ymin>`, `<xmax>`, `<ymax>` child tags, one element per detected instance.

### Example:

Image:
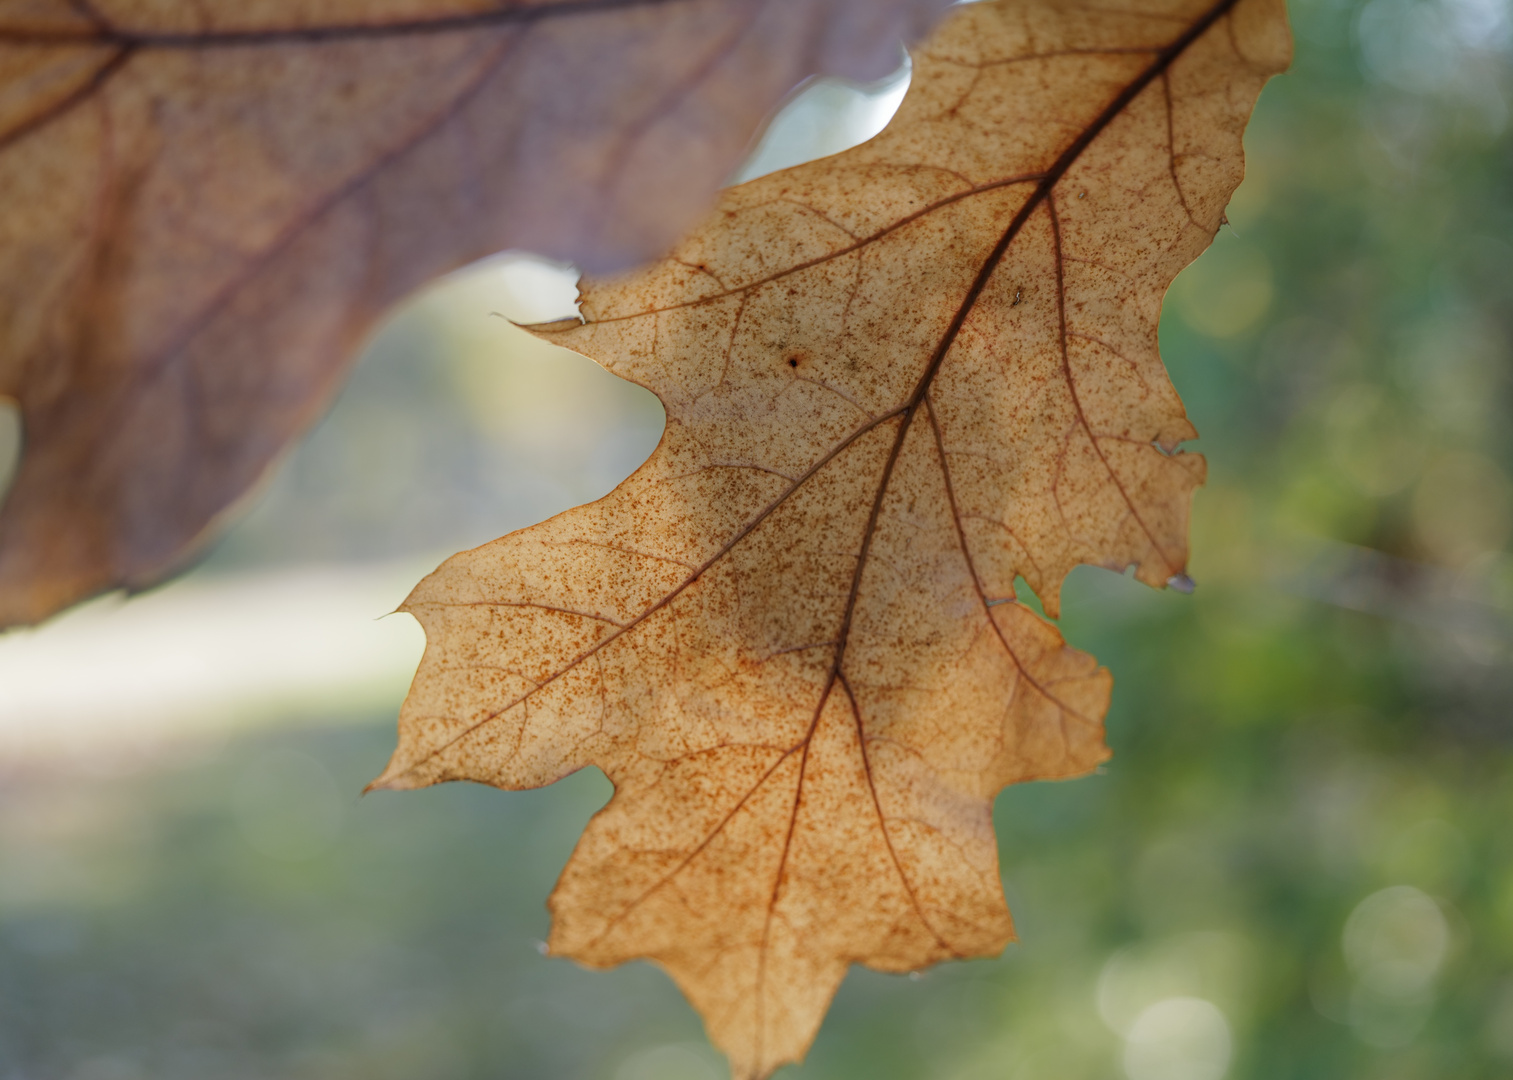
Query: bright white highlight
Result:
<box><xmin>0</xmin><ymin>563</ymin><xmax>426</xmax><ymax>761</ymax></box>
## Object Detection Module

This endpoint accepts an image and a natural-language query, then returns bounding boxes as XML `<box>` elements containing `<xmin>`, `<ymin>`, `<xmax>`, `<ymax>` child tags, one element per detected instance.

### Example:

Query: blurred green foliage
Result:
<box><xmin>2</xmin><ymin>0</ymin><xmax>1511</xmax><ymax>1077</ymax></box>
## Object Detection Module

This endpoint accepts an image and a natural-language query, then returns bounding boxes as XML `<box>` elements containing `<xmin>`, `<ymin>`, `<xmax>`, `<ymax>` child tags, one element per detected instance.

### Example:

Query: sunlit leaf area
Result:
<box><xmin>2</xmin><ymin>2</ymin><xmax>1510</xmax><ymax>1077</ymax></box>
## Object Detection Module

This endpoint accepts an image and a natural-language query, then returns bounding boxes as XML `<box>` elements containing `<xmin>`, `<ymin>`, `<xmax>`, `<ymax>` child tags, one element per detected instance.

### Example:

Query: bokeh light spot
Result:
<box><xmin>1122</xmin><ymin>997</ymin><xmax>1232</xmax><ymax>1080</ymax></box>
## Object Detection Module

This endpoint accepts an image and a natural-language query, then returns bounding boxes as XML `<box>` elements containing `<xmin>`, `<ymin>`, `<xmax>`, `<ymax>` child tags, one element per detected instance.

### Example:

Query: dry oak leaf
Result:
<box><xmin>374</xmin><ymin>0</ymin><xmax>1290</xmax><ymax>1075</ymax></box>
<box><xmin>0</xmin><ymin>0</ymin><xmax>950</xmax><ymax>628</ymax></box>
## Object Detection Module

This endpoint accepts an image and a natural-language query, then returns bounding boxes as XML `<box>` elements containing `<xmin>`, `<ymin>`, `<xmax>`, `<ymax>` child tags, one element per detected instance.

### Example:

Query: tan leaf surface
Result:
<box><xmin>0</xmin><ymin>0</ymin><xmax>949</xmax><ymax>627</ymax></box>
<box><xmin>375</xmin><ymin>0</ymin><xmax>1290</xmax><ymax>1075</ymax></box>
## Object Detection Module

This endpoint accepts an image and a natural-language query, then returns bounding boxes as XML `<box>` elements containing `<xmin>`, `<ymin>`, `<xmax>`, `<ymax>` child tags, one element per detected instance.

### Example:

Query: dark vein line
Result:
<box><xmin>0</xmin><ymin>0</ymin><xmax>692</xmax><ymax>150</ymax></box>
<box><xmin>596</xmin><ymin>0</ymin><xmax>758</xmax><ymax>197</ymax></box>
<box><xmin>665</xmin><ymin>460</ymin><xmax>797</xmax><ymax>484</ymax></box>
<box><xmin>1225</xmin><ymin>6</ymin><xmax>1243</xmax><ymax>57</ymax></box>
<box><xmin>0</xmin><ymin>44</ymin><xmax>132</xmax><ymax>152</ymax></box>
<box><xmin>1161</xmin><ymin>70</ymin><xmax>1199</xmax><ymax>225</ymax></box>
<box><xmin>593</xmin><ymin>648</ymin><xmax>609</xmax><ymax>739</ymax></box>
<box><xmin>756</xmin><ymin>672</ymin><xmax>832</xmax><ymax>1070</ymax></box>
<box><xmin>0</xmin><ymin>0</ymin><xmax>690</xmax><ymax>47</ymax></box>
<box><xmin>716</xmin><ymin>293</ymin><xmax>750</xmax><ymax>390</ymax></box>
<box><xmin>541</xmin><ymin>172</ymin><xmax>1048</xmax><ymax>330</ymax></box>
<box><xmin>1048</xmin><ymin>195</ymin><xmax>1179</xmax><ymax>571</ymax></box>
<box><xmin>1070</xmin><ymin>2</ymin><xmax>1189</xmax><ymax>22</ymax></box>
<box><xmin>777</xmin><ymin>197</ymin><xmax>861</xmax><ymax>241</ymax></box>
<box><xmin>836</xmin><ymin>671</ymin><xmax>955</xmax><ymax>955</ymax></box>
<box><xmin>673</xmin><ymin>257</ymin><xmax>727</xmax><ymax>289</ymax></box>
<box><xmin>81</xmin><ymin>30</ymin><xmax>527</xmax><ymax>473</ymax></box>
<box><xmin>547</xmin><ymin>537</ymin><xmax>695</xmax><ymax>569</ymax></box>
<box><xmin>951</xmin><ymin>44</ymin><xmax>1162</xmax><ymax>68</ymax></box>
<box><xmin>64</xmin><ymin>0</ymin><xmax>109</xmax><ymax>26</ymax></box>
<box><xmin>1067</xmin><ymin>328</ymin><xmax>1148</xmax><ymax>380</ymax></box>
<box><xmin>410</xmin><ymin>599</ymin><xmax>626</xmax><ymax>627</ymax></box>
<box><xmin>578</xmin><ymin>740</ymin><xmax>805</xmax><ymax>952</ymax></box>
<box><xmin>763</xmin><ymin>640</ymin><xmax>839</xmax><ymax>659</ymax></box>
<box><xmin>830</xmin><ymin>416</ymin><xmax>913</xmax><ymax>675</ymax></box>
<box><xmin>386</xmin><ymin>406</ymin><xmax>904</xmax><ymax>780</ymax></box>
<box><xmin>922</xmin><ymin>396</ymin><xmax>1100</xmax><ymax>730</ymax></box>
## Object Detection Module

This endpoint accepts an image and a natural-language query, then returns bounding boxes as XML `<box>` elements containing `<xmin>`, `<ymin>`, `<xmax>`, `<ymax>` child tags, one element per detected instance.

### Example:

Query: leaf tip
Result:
<box><xmin>521</xmin><ymin>316</ymin><xmax>585</xmax><ymax>336</ymax></box>
<box><xmin>363</xmin><ymin>761</ymin><xmax>420</xmax><ymax>794</ymax></box>
<box><xmin>1166</xmin><ymin>572</ymin><xmax>1196</xmax><ymax>594</ymax></box>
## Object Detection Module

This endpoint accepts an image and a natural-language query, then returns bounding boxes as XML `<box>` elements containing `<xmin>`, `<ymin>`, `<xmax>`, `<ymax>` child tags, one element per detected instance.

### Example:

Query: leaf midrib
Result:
<box><xmin>0</xmin><ymin>0</ymin><xmax>688</xmax><ymax>47</ymax></box>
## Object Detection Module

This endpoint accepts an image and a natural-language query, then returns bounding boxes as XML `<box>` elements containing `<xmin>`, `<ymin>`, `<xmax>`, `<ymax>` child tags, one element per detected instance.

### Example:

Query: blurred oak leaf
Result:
<box><xmin>0</xmin><ymin>0</ymin><xmax>950</xmax><ymax>626</ymax></box>
<box><xmin>376</xmin><ymin>0</ymin><xmax>1289</xmax><ymax>1075</ymax></box>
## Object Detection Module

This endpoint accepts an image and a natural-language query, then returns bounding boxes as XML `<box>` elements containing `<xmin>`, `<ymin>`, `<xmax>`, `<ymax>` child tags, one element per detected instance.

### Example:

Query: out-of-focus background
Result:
<box><xmin>2</xmin><ymin>1</ymin><xmax>1511</xmax><ymax>1076</ymax></box>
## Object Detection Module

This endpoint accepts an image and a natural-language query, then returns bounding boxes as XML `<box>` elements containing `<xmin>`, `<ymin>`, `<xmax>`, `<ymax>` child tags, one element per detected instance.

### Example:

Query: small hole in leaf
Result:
<box><xmin>788</xmin><ymin>357</ymin><xmax>799</xmax><ymax>368</ymax></box>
